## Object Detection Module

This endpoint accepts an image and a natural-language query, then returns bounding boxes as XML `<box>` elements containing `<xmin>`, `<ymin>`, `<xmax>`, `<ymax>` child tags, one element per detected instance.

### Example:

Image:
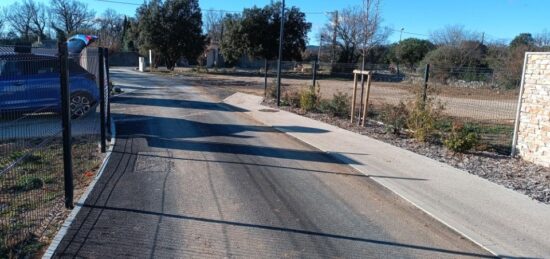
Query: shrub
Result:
<box><xmin>443</xmin><ymin>122</ymin><xmax>480</xmax><ymax>152</ymax></box>
<box><xmin>328</xmin><ymin>92</ymin><xmax>350</xmax><ymax>118</ymax></box>
<box><xmin>380</xmin><ymin>102</ymin><xmax>409</xmax><ymax>135</ymax></box>
<box><xmin>282</xmin><ymin>90</ymin><xmax>300</xmax><ymax>107</ymax></box>
<box><xmin>299</xmin><ymin>83</ymin><xmax>321</xmax><ymax>112</ymax></box>
<box><xmin>318</xmin><ymin>92</ymin><xmax>351</xmax><ymax>118</ymax></box>
<box><xmin>267</xmin><ymin>78</ymin><xmax>279</xmax><ymax>99</ymax></box>
<box><xmin>407</xmin><ymin>86</ymin><xmax>444</xmax><ymax>142</ymax></box>
<box><xmin>300</xmin><ymin>88</ymin><xmax>317</xmax><ymax>111</ymax></box>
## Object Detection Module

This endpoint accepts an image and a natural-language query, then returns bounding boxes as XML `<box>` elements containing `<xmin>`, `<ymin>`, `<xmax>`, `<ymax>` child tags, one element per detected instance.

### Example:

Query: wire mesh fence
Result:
<box><xmin>0</xmin><ymin>44</ymin><xmax>110</xmax><ymax>257</ymax></box>
<box><xmin>194</xmin><ymin>59</ymin><xmax>520</xmax><ymax>153</ymax></box>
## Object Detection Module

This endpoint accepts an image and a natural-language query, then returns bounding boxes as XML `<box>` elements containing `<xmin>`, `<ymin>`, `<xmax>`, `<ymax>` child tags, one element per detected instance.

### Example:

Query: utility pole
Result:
<box><xmin>397</xmin><ymin>27</ymin><xmax>404</xmax><ymax>75</ymax></box>
<box><xmin>217</xmin><ymin>23</ymin><xmax>224</xmax><ymax>69</ymax></box>
<box><xmin>276</xmin><ymin>0</ymin><xmax>285</xmax><ymax>106</ymax></box>
<box><xmin>317</xmin><ymin>35</ymin><xmax>323</xmax><ymax>63</ymax></box>
<box><xmin>313</xmin><ymin>36</ymin><xmax>322</xmax><ymax>87</ymax></box>
<box><xmin>331</xmin><ymin>10</ymin><xmax>338</xmax><ymax>64</ymax></box>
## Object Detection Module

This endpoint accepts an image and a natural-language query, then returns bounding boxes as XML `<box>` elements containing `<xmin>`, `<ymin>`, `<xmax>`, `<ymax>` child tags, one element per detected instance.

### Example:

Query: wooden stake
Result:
<box><xmin>351</xmin><ymin>73</ymin><xmax>358</xmax><ymax>123</ymax></box>
<box><xmin>361</xmin><ymin>72</ymin><xmax>372</xmax><ymax>126</ymax></box>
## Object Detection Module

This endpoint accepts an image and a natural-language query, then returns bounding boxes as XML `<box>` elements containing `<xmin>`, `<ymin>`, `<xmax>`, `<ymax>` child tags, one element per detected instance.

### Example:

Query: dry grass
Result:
<box><xmin>0</xmin><ymin>137</ymin><xmax>102</xmax><ymax>258</ymax></box>
<box><xmin>170</xmin><ymin>70</ymin><xmax>519</xmax><ymax>124</ymax></box>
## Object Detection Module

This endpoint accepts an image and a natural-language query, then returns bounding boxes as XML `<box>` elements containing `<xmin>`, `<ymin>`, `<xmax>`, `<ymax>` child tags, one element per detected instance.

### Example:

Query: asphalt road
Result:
<box><xmin>52</xmin><ymin>68</ymin><xmax>493</xmax><ymax>258</ymax></box>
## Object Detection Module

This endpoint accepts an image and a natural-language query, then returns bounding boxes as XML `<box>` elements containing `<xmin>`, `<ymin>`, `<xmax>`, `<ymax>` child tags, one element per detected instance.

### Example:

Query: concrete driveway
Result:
<box><xmin>50</xmin><ymin>68</ymin><xmax>493</xmax><ymax>258</ymax></box>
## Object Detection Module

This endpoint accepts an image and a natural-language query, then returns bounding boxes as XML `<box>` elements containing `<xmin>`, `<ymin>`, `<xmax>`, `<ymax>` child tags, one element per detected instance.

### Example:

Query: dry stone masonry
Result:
<box><xmin>516</xmin><ymin>52</ymin><xmax>550</xmax><ymax>167</ymax></box>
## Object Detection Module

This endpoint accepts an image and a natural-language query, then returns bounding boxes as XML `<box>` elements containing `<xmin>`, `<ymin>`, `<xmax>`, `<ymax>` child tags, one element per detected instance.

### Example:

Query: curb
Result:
<box><xmin>42</xmin><ymin>118</ymin><xmax>117</xmax><ymax>259</ymax></box>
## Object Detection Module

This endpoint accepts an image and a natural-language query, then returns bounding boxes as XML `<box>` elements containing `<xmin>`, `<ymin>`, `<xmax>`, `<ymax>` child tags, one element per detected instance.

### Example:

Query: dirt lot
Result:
<box><xmin>172</xmin><ymin>71</ymin><xmax>519</xmax><ymax>124</ymax></box>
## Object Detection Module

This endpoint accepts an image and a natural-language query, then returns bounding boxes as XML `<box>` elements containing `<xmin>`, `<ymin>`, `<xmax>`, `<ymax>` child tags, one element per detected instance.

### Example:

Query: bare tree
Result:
<box><xmin>5</xmin><ymin>1</ymin><xmax>34</xmax><ymax>41</ymax></box>
<box><xmin>204</xmin><ymin>9</ymin><xmax>224</xmax><ymax>43</ymax></box>
<box><xmin>430</xmin><ymin>25</ymin><xmax>481</xmax><ymax>47</ymax></box>
<box><xmin>321</xmin><ymin>0</ymin><xmax>389</xmax><ymax>63</ymax></box>
<box><xmin>0</xmin><ymin>8</ymin><xmax>6</xmax><ymax>38</ymax></box>
<box><xmin>96</xmin><ymin>9</ymin><xmax>123</xmax><ymax>50</ymax></box>
<box><xmin>534</xmin><ymin>29</ymin><xmax>550</xmax><ymax>48</ymax></box>
<box><xmin>28</xmin><ymin>0</ymin><xmax>49</xmax><ymax>43</ymax></box>
<box><xmin>50</xmin><ymin>0</ymin><xmax>95</xmax><ymax>35</ymax></box>
<box><xmin>359</xmin><ymin>0</ymin><xmax>389</xmax><ymax>54</ymax></box>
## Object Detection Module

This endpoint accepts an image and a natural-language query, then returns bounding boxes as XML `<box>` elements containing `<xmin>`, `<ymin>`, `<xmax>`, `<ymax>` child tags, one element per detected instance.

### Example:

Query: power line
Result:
<box><xmin>95</xmin><ymin>0</ymin><xmax>140</xmax><ymax>5</ymax></box>
<box><xmin>388</xmin><ymin>28</ymin><xmax>430</xmax><ymax>37</ymax></box>
<box><xmin>93</xmin><ymin>0</ymin><xmax>327</xmax><ymax>15</ymax></box>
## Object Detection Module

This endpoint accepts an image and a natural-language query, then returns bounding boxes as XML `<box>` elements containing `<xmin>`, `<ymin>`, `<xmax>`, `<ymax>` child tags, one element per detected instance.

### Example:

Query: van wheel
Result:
<box><xmin>70</xmin><ymin>92</ymin><xmax>93</xmax><ymax>119</ymax></box>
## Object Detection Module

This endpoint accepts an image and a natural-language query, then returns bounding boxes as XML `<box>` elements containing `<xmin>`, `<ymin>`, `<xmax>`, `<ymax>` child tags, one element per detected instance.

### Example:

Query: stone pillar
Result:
<box><xmin>514</xmin><ymin>52</ymin><xmax>550</xmax><ymax>167</ymax></box>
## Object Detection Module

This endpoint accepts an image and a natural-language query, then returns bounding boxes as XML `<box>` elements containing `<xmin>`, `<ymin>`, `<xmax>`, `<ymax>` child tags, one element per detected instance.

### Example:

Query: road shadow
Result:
<box><xmin>113</xmin><ymin>113</ymin><xmax>328</xmax><ymax>139</ymax></box>
<box><xmin>112</xmin><ymin>113</ymin><xmax>356</xmax><ymax>165</ymax></box>
<box><xmin>112</xmin><ymin>96</ymin><xmax>248</xmax><ymax>112</ymax></box>
<box><xmin>51</xmin><ymin>126</ymin><xmax>493</xmax><ymax>259</ymax></box>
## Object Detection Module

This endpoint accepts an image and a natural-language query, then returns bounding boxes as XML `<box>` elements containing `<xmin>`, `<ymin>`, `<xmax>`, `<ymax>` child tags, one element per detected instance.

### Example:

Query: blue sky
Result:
<box><xmin>1</xmin><ymin>0</ymin><xmax>548</xmax><ymax>44</ymax></box>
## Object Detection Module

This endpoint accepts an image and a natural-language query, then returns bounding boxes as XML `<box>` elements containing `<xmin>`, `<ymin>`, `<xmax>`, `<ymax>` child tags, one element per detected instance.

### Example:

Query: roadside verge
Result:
<box><xmin>223</xmin><ymin>92</ymin><xmax>550</xmax><ymax>258</ymax></box>
<box><xmin>41</xmin><ymin>119</ymin><xmax>117</xmax><ymax>259</ymax></box>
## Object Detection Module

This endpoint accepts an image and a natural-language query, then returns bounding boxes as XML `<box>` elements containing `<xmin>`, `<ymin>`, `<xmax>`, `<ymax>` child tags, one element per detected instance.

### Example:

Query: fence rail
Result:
<box><xmin>0</xmin><ymin>43</ymin><xmax>111</xmax><ymax>257</ymax></box>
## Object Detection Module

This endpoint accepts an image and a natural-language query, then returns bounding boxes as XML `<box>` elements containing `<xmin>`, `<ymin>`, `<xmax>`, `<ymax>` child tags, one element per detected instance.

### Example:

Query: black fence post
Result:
<box><xmin>104</xmin><ymin>48</ymin><xmax>111</xmax><ymax>131</ymax></box>
<box><xmin>312</xmin><ymin>60</ymin><xmax>317</xmax><ymax>87</ymax></box>
<box><xmin>264</xmin><ymin>59</ymin><xmax>268</xmax><ymax>98</ymax></box>
<box><xmin>98</xmin><ymin>48</ymin><xmax>107</xmax><ymax>153</ymax></box>
<box><xmin>59</xmin><ymin>41</ymin><xmax>74</xmax><ymax>209</ymax></box>
<box><xmin>423</xmin><ymin>63</ymin><xmax>430</xmax><ymax>105</ymax></box>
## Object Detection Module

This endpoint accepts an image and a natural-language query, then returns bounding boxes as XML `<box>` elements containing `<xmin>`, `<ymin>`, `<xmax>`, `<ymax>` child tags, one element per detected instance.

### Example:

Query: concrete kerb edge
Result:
<box><xmin>222</xmin><ymin>94</ymin><xmax>501</xmax><ymax>257</ymax></box>
<box><xmin>42</xmin><ymin>117</ymin><xmax>117</xmax><ymax>259</ymax></box>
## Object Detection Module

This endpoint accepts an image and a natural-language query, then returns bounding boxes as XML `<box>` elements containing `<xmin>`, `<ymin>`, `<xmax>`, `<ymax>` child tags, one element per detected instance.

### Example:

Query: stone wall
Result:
<box><xmin>516</xmin><ymin>52</ymin><xmax>550</xmax><ymax>167</ymax></box>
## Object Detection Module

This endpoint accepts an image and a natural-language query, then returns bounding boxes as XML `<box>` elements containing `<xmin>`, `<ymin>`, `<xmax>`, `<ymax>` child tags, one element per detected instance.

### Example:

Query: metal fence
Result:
<box><xmin>0</xmin><ymin>43</ymin><xmax>111</xmax><ymax>257</ymax></box>
<box><xmin>197</xmin><ymin>60</ymin><xmax>519</xmax><ymax>153</ymax></box>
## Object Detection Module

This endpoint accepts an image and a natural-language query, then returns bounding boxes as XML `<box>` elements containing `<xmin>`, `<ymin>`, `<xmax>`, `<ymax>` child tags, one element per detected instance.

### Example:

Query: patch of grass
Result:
<box><xmin>435</xmin><ymin>119</ymin><xmax>513</xmax><ymax>135</ymax></box>
<box><xmin>0</xmin><ymin>233</ymin><xmax>44</xmax><ymax>259</ymax></box>
<box><xmin>0</xmin><ymin>136</ymin><xmax>101</xmax><ymax>258</ymax></box>
<box><xmin>41</xmin><ymin>174</ymin><xmax>57</xmax><ymax>185</ymax></box>
<box><xmin>12</xmin><ymin>176</ymin><xmax>44</xmax><ymax>191</ymax></box>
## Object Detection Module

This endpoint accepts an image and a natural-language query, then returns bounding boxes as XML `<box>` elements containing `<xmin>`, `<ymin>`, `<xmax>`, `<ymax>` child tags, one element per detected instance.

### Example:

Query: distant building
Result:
<box><xmin>205</xmin><ymin>40</ymin><xmax>224</xmax><ymax>68</ymax></box>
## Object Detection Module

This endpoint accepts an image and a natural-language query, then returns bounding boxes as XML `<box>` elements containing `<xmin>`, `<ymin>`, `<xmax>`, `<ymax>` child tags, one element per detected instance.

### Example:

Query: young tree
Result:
<box><xmin>358</xmin><ymin>0</ymin><xmax>389</xmax><ymax>59</ymax></box>
<box><xmin>220</xmin><ymin>2</ymin><xmax>311</xmax><ymax>64</ymax></box>
<box><xmin>321</xmin><ymin>0</ymin><xmax>389</xmax><ymax>64</ymax></box>
<box><xmin>136</xmin><ymin>0</ymin><xmax>205</xmax><ymax>70</ymax></box>
<box><xmin>49</xmin><ymin>0</ymin><xmax>95</xmax><ymax>35</ymax></box>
